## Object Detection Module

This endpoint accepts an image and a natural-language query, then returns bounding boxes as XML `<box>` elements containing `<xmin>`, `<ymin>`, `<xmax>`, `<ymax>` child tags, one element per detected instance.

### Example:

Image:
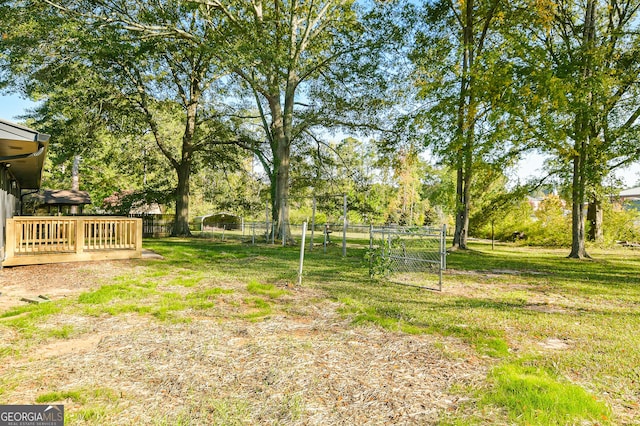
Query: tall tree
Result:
<box><xmin>516</xmin><ymin>0</ymin><xmax>640</xmax><ymax>257</ymax></box>
<box><xmin>411</xmin><ymin>0</ymin><xmax>523</xmax><ymax>249</ymax></box>
<box><xmin>212</xmin><ymin>0</ymin><xmax>394</xmax><ymax>240</ymax></box>
<box><xmin>1</xmin><ymin>1</ymin><xmax>239</xmax><ymax>236</ymax></box>
<box><xmin>67</xmin><ymin>0</ymin><xmax>394</xmax><ymax>241</ymax></box>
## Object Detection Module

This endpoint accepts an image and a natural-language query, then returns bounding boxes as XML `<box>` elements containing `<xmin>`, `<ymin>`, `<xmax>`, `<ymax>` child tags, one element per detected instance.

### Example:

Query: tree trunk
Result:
<box><xmin>587</xmin><ymin>198</ymin><xmax>603</xmax><ymax>242</ymax></box>
<box><xmin>568</xmin><ymin>147</ymin><xmax>589</xmax><ymax>258</ymax></box>
<box><xmin>171</xmin><ymin>100</ymin><xmax>197</xmax><ymax>237</ymax></box>
<box><xmin>453</xmin><ymin>147</ymin><xmax>473</xmax><ymax>249</ymax></box>
<box><xmin>70</xmin><ymin>155</ymin><xmax>81</xmax><ymax>215</ymax></box>
<box><xmin>453</xmin><ymin>165</ymin><xmax>466</xmax><ymax>249</ymax></box>
<box><xmin>172</xmin><ymin>160</ymin><xmax>192</xmax><ymax>237</ymax></box>
<box><xmin>453</xmin><ymin>186</ymin><xmax>471</xmax><ymax>249</ymax></box>
<box><xmin>274</xmin><ymin>138</ymin><xmax>292</xmax><ymax>242</ymax></box>
<box><xmin>268</xmin><ymin>93</ymin><xmax>294</xmax><ymax>243</ymax></box>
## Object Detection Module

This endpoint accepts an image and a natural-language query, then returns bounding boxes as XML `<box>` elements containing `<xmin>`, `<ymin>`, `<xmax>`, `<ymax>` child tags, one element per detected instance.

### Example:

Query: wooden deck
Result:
<box><xmin>2</xmin><ymin>216</ymin><xmax>143</xmax><ymax>267</ymax></box>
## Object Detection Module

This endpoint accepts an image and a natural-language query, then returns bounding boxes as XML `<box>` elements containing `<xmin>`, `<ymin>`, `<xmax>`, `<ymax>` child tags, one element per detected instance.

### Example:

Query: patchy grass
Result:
<box><xmin>1</xmin><ymin>238</ymin><xmax>639</xmax><ymax>425</ymax></box>
<box><xmin>78</xmin><ymin>279</ymin><xmax>157</xmax><ymax>305</ymax></box>
<box><xmin>36</xmin><ymin>389</ymin><xmax>85</xmax><ymax>404</ymax></box>
<box><xmin>36</xmin><ymin>387</ymin><xmax>121</xmax><ymax>424</ymax></box>
<box><xmin>247</xmin><ymin>280</ymin><xmax>288</xmax><ymax>299</ymax></box>
<box><xmin>160</xmin><ymin>397</ymin><xmax>251</xmax><ymax>426</ymax></box>
<box><xmin>0</xmin><ymin>300</ymin><xmax>65</xmax><ymax>340</ymax></box>
<box><xmin>242</xmin><ymin>297</ymin><xmax>273</xmax><ymax>319</ymax></box>
<box><xmin>483</xmin><ymin>362</ymin><xmax>612</xmax><ymax>425</ymax></box>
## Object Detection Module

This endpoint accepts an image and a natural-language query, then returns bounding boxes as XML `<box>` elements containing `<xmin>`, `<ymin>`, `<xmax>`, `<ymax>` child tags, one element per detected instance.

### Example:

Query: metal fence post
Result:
<box><xmin>369</xmin><ymin>224</ymin><xmax>374</xmax><ymax>278</ymax></box>
<box><xmin>298</xmin><ymin>222</ymin><xmax>307</xmax><ymax>286</ymax></box>
<box><xmin>310</xmin><ymin>196</ymin><xmax>316</xmax><ymax>251</ymax></box>
<box><xmin>342</xmin><ymin>194</ymin><xmax>347</xmax><ymax>257</ymax></box>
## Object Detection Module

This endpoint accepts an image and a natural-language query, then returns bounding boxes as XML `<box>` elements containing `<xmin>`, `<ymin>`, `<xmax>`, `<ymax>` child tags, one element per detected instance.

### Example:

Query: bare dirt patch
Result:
<box><xmin>36</xmin><ymin>333</ymin><xmax>103</xmax><ymax>360</ymax></box>
<box><xmin>538</xmin><ymin>337</ymin><xmax>572</xmax><ymax>351</ymax></box>
<box><xmin>0</xmin><ymin>261</ymin><xmax>142</xmax><ymax>312</ymax></box>
<box><xmin>0</xmin><ymin>260</ymin><xmax>488</xmax><ymax>424</ymax></box>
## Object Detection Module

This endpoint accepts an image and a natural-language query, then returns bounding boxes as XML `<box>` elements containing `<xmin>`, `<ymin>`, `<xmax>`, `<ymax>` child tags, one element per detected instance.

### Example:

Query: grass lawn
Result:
<box><xmin>1</xmin><ymin>238</ymin><xmax>638</xmax><ymax>424</ymax></box>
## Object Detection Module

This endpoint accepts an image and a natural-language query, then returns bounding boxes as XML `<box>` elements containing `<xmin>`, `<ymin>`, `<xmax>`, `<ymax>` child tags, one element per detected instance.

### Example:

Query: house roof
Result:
<box><xmin>0</xmin><ymin>118</ymin><xmax>49</xmax><ymax>189</ymax></box>
<box><xmin>38</xmin><ymin>189</ymin><xmax>92</xmax><ymax>206</ymax></box>
<box><xmin>619</xmin><ymin>186</ymin><xmax>640</xmax><ymax>199</ymax></box>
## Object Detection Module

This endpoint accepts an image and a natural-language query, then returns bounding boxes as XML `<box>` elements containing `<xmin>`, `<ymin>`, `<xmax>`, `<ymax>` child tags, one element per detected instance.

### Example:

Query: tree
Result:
<box><xmin>292</xmin><ymin>136</ymin><xmax>389</xmax><ymax>223</ymax></box>
<box><xmin>1</xmin><ymin>1</ymin><xmax>241</xmax><ymax>236</ymax></box>
<box><xmin>211</xmin><ymin>0</ymin><xmax>396</xmax><ymax>240</ymax></box>
<box><xmin>411</xmin><ymin>0</ymin><xmax>525</xmax><ymax>249</ymax></box>
<box><xmin>17</xmin><ymin>0</ymin><xmax>398</xmax><ymax>241</ymax></box>
<box><xmin>384</xmin><ymin>145</ymin><xmax>427</xmax><ymax>226</ymax></box>
<box><xmin>515</xmin><ymin>0</ymin><xmax>640</xmax><ymax>257</ymax></box>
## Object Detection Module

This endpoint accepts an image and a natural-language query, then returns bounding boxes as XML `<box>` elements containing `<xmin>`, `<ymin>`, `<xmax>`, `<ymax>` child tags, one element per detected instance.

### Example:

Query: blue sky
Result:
<box><xmin>1</xmin><ymin>93</ymin><xmax>639</xmax><ymax>187</ymax></box>
<box><xmin>0</xmin><ymin>93</ymin><xmax>39</xmax><ymax>121</ymax></box>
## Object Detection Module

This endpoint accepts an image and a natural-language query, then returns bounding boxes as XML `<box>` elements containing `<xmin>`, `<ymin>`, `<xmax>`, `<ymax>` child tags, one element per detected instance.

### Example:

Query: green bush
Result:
<box><xmin>476</xmin><ymin>196</ymin><xmax>572</xmax><ymax>247</ymax></box>
<box><xmin>526</xmin><ymin>195</ymin><xmax>572</xmax><ymax>246</ymax></box>
<box><xmin>475</xmin><ymin>199</ymin><xmax>535</xmax><ymax>242</ymax></box>
<box><xmin>601</xmin><ymin>204</ymin><xmax>640</xmax><ymax>246</ymax></box>
<box><xmin>202</xmin><ymin>213</ymin><xmax>242</xmax><ymax>230</ymax></box>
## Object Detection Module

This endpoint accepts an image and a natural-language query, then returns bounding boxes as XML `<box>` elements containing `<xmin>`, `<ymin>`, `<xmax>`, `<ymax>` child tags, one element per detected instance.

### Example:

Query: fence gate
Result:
<box><xmin>369</xmin><ymin>225</ymin><xmax>447</xmax><ymax>291</ymax></box>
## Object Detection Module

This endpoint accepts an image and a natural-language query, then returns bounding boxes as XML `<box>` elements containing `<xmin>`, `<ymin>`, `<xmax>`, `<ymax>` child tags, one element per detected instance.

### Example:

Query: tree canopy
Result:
<box><xmin>2</xmin><ymin>0</ymin><xmax>640</xmax><ymax>253</ymax></box>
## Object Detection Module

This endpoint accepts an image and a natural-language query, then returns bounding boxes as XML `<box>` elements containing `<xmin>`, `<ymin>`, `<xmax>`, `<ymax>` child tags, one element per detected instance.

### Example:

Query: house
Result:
<box><xmin>0</xmin><ymin>118</ymin><xmax>49</xmax><ymax>260</ymax></box>
<box><xmin>1</xmin><ymin>118</ymin><xmax>143</xmax><ymax>267</ymax></box>
<box><xmin>619</xmin><ymin>186</ymin><xmax>640</xmax><ymax>202</ymax></box>
<box><xmin>617</xmin><ymin>186</ymin><xmax>640</xmax><ymax>212</ymax></box>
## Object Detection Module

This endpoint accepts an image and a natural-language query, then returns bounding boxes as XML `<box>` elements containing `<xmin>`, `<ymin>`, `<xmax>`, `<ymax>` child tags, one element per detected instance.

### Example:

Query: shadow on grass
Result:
<box><xmin>446</xmin><ymin>245</ymin><xmax>640</xmax><ymax>295</ymax></box>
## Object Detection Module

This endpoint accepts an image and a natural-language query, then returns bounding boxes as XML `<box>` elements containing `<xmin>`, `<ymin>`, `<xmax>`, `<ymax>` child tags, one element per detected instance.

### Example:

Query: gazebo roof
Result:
<box><xmin>0</xmin><ymin>118</ymin><xmax>49</xmax><ymax>189</ymax></box>
<box><xmin>38</xmin><ymin>189</ymin><xmax>92</xmax><ymax>206</ymax></box>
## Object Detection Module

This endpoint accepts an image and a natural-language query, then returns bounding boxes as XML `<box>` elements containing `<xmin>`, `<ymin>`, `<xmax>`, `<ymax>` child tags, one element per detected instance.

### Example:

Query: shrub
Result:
<box><xmin>601</xmin><ymin>203</ymin><xmax>640</xmax><ymax>246</ymax></box>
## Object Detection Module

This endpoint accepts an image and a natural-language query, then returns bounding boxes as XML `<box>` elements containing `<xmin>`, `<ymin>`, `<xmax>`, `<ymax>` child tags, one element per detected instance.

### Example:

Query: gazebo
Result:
<box><xmin>36</xmin><ymin>189</ymin><xmax>92</xmax><ymax>215</ymax></box>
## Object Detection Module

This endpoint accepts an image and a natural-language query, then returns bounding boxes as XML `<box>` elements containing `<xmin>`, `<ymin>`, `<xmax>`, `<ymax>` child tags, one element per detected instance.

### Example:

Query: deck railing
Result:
<box><xmin>2</xmin><ymin>216</ymin><xmax>143</xmax><ymax>266</ymax></box>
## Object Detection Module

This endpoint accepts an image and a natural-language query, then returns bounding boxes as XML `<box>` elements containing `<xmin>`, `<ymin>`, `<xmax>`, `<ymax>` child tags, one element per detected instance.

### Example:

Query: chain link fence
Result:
<box><xmin>191</xmin><ymin>220</ymin><xmax>372</xmax><ymax>254</ymax></box>
<box><xmin>142</xmin><ymin>215</ymin><xmax>447</xmax><ymax>289</ymax></box>
<box><xmin>369</xmin><ymin>225</ymin><xmax>447</xmax><ymax>291</ymax></box>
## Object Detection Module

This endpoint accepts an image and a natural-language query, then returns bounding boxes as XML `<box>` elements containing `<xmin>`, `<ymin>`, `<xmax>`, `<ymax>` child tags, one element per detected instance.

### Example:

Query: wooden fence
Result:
<box><xmin>2</xmin><ymin>216</ymin><xmax>143</xmax><ymax>267</ymax></box>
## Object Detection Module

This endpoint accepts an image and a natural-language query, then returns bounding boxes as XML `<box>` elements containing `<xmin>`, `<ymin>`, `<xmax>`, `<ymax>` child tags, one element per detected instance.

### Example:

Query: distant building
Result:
<box><xmin>527</xmin><ymin>196</ymin><xmax>543</xmax><ymax>211</ymax></box>
<box><xmin>617</xmin><ymin>187</ymin><xmax>640</xmax><ymax>211</ymax></box>
<box><xmin>619</xmin><ymin>186</ymin><xmax>640</xmax><ymax>202</ymax></box>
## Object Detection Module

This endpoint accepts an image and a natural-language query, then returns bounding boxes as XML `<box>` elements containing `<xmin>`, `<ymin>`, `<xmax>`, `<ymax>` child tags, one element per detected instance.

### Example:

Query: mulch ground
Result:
<box><xmin>0</xmin><ymin>260</ymin><xmax>489</xmax><ymax>425</ymax></box>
